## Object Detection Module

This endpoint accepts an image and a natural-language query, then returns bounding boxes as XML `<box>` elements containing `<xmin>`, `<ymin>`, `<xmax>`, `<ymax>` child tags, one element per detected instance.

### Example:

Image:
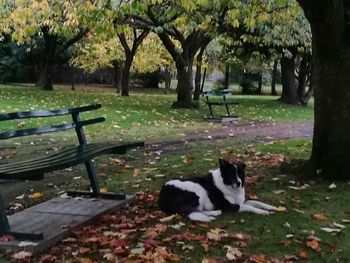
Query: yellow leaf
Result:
<box><xmin>29</xmin><ymin>192</ymin><xmax>43</xmax><ymax>199</ymax></box>
<box><xmin>275</xmin><ymin>206</ymin><xmax>287</xmax><ymax>212</ymax></box>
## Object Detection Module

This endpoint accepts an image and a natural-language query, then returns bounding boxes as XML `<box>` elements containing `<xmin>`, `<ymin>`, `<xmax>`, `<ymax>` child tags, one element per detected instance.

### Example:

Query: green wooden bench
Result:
<box><xmin>0</xmin><ymin>104</ymin><xmax>144</xmax><ymax>240</ymax></box>
<box><xmin>202</xmin><ymin>89</ymin><xmax>239</xmax><ymax>119</ymax></box>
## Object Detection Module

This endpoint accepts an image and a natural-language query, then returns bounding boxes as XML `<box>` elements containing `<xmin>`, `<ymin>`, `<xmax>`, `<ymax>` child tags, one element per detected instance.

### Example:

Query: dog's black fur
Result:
<box><xmin>159</xmin><ymin>159</ymin><xmax>276</xmax><ymax>222</ymax></box>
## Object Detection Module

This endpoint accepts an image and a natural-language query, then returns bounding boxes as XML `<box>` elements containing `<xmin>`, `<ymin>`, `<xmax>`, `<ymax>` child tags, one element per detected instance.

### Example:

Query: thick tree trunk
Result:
<box><xmin>297</xmin><ymin>54</ymin><xmax>311</xmax><ymax>103</ymax></box>
<box><xmin>224</xmin><ymin>65</ymin><xmax>230</xmax><ymax>89</ymax></box>
<box><xmin>257</xmin><ymin>74</ymin><xmax>263</xmax><ymax>94</ymax></box>
<box><xmin>193</xmin><ymin>49</ymin><xmax>204</xmax><ymax>101</ymax></box>
<box><xmin>173</xmin><ymin>60</ymin><xmax>196</xmax><ymax>108</ymax></box>
<box><xmin>280</xmin><ymin>55</ymin><xmax>298</xmax><ymax>104</ymax></box>
<box><xmin>112</xmin><ymin>60</ymin><xmax>122</xmax><ymax>93</ymax></box>
<box><xmin>121</xmin><ymin>57</ymin><xmax>132</xmax><ymax>96</ymax></box>
<box><xmin>36</xmin><ymin>34</ymin><xmax>57</xmax><ymax>91</ymax></box>
<box><xmin>297</xmin><ymin>0</ymin><xmax>350</xmax><ymax>179</ymax></box>
<box><xmin>271</xmin><ymin>59</ymin><xmax>278</xmax><ymax>95</ymax></box>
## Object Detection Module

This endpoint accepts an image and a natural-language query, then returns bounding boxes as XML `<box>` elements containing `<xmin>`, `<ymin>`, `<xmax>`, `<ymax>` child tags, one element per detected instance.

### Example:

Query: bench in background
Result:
<box><xmin>0</xmin><ymin>104</ymin><xmax>144</xmax><ymax>240</ymax></box>
<box><xmin>202</xmin><ymin>89</ymin><xmax>239</xmax><ymax>119</ymax></box>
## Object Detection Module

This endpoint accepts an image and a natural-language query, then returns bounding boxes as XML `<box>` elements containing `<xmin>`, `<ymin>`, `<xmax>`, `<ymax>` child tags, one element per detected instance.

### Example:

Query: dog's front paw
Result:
<box><xmin>257</xmin><ymin>209</ymin><xmax>270</xmax><ymax>215</ymax></box>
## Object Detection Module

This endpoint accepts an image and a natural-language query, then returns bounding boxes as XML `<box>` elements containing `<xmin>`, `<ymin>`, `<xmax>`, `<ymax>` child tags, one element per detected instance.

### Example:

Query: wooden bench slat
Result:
<box><xmin>0</xmin><ymin>141</ymin><xmax>137</xmax><ymax>170</ymax></box>
<box><xmin>0</xmin><ymin>141</ymin><xmax>144</xmax><ymax>180</ymax></box>
<box><xmin>0</xmin><ymin>123</ymin><xmax>74</xmax><ymax>140</ymax></box>
<box><xmin>0</xmin><ymin>117</ymin><xmax>106</xmax><ymax>140</ymax></box>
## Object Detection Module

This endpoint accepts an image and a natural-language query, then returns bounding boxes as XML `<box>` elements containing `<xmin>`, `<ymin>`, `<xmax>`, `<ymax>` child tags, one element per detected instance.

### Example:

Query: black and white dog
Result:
<box><xmin>158</xmin><ymin>159</ymin><xmax>277</xmax><ymax>222</ymax></box>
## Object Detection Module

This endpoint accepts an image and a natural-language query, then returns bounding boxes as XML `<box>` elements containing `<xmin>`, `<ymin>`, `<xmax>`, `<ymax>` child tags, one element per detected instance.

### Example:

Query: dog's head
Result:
<box><xmin>219</xmin><ymin>158</ymin><xmax>246</xmax><ymax>188</ymax></box>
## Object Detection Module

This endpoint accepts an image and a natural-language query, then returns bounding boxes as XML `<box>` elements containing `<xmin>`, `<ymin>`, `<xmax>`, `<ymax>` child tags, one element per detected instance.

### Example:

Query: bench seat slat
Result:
<box><xmin>0</xmin><ymin>141</ymin><xmax>135</xmax><ymax>170</ymax></box>
<box><xmin>206</xmin><ymin>101</ymin><xmax>239</xmax><ymax>105</ymax></box>
<box><xmin>0</xmin><ymin>141</ymin><xmax>144</xmax><ymax>180</ymax></box>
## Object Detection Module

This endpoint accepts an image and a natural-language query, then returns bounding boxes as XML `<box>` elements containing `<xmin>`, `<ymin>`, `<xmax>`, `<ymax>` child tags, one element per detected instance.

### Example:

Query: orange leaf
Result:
<box><xmin>79</xmin><ymin>258</ymin><xmax>94</xmax><ymax>263</ymax></box>
<box><xmin>278</xmin><ymin>239</ymin><xmax>291</xmax><ymax>246</ymax></box>
<box><xmin>201</xmin><ymin>259</ymin><xmax>217</xmax><ymax>263</ymax></box>
<box><xmin>299</xmin><ymin>250</ymin><xmax>308</xmax><ymax>258</ymax></box>
<box><xmin>99</xmin><ymin>173</ymin><xmax>107</xmax><ymax>177</ymax></box>
<box><xmin>306</xmin><ymin>239</ymin><xmax>320</xmax><ymax>251</ymax></box>
<box><xmin>100</xmin><ymin>188</ymin><xmax>108</xmax><ymax>193</ymax></box>
<box><xmin>312</xmin><ymin>214</ymin><xmax>327</xmax><ymax>221</ymax></box>
<box><xmin>79</xmin><ymin>247</ymin><xmax>91</xmax><ymax>254</ymax></box>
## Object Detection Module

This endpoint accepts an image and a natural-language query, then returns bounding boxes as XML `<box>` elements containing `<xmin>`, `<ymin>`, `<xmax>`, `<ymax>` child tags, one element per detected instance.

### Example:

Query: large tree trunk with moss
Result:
<box><xmin>280</xmin><ymin>55</ymin><xmax>298</xmax><ymax>104</ymax></box>
<box><xmin>298</xmin><ymin>0</ymin><xmax>350</xmax><ymax>179</ymax></box>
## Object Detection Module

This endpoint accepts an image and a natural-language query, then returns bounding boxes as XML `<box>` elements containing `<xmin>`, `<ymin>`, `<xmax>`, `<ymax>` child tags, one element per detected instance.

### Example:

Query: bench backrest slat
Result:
<box><xmin>0</xmin><ymin>104</ymin><xmax>101</xmax><ymax>121</ymax></box>
<box><xmin>0</xmin><ymin>117</ymin><xmax>106</xmax><ymax>140</ymax></box>
<box><xmin>0</xmin><ymin>105</ymin><xmax>105</xmax><ymax>140</ymax></box>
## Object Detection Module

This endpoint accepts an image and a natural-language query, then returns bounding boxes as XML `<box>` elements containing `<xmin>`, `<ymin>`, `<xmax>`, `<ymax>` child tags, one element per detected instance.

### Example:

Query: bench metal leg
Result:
<box><xmin>0</xmin><ymin>193</ymin><xmax>43</xmax><ymax>240</ymax></box>
<box><xmin>0</xmin><ymin>194</ymin><xmax>10</xmax><ymax>234</ymax></box>
<box><xmin>84</xmin><ymin>160</ymin><xmax>100</xmax><ymax>194</ymax></box>
<box><xmin>224</xmin><ymin>103</ymin><xmax>231</xmax><ymax>116</ymax></box>
<box><xmin>208</xmin><ymin>104</ymin><xmax>214</xmax><ymax>118</ymax></box>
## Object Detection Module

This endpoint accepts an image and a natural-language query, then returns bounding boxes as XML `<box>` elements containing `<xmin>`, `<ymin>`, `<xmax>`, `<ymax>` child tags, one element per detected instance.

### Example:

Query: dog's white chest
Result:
<box><xmin>224</xmin><ymin>188</ymin><xmax>245</xmax><ymax>205</ymax></box>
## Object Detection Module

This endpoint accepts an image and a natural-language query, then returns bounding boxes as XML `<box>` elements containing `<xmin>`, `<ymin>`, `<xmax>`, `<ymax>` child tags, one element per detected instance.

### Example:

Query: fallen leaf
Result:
<box><xmin>275</xmin><ymin>206</ymin><xmax>287</xmax><ymax>212</ymax></box>
<box><xmin>201</xmin><ymin>258</ymin><xmax>217</xmax><ymax>263</ymax></box>
<box><xmin>16</xmin><ymin>194</ymin><xmax>25</xmax><ymax>200</ymax></box>
<box><xmin>159</xmin><ymin>214</ymin><xmax>176</xmax><ymax>223</ymax></box>
<box><xmin>279</xmin><ymin>239</ymin><xmax>291</xmax><ymax>246</ymax></box>
<box><xmin>306</xmin><ymin>239</ymin><xmax>320</xmax><ymax>251</ymax></box>
<box><xmin>29</xmin><ymin>192</ymin><xmax>44</xmax><ymax>199</ymax></box>
<box><xmin>299</xmin><ymin>250</ymin><xmax>308</xmax><ymax>258</ymax></box>
<box><xmin>79</xmin><ymin>247</ymin><xmax>91</xmax><ymax>254</ymax></box>
<box><xmin>0</xmin><ymin>235</ymin><xmax>15</xmax><ymax>241</ymax></box>
<box><xmin>79</xmin><ymin>257</ymin><xmax>94</xmax><ymax>263</ymax></box>
<box><xmin>100</xmin><ymin>188</ymin><xmax>108</xmax><ymax>193</ymax></box>
<box><xmin>312</xmin><ymin>214</ymin><xmax>327</xmax><ymax>221</ymax></box>
<box><xmin>321</xmin><ymin>227</ymin><xmax>341</xmax><ymax>233</ymax></box>
<box><xmin>329</xmin><ymin>183</ymin><xmax>336</xmax><ymax>189</ymax></box>
<box><xmin>225</xmin><ymin>246</ymin><xmax>242</xmax><ymax>261</ymax></box>
<box><xmin>332</xmin><ymin>222</ymin><xmax>346</xmax><ymax>229</ymax></box>
<box><xmin>103</xmin><ymin>253</ymin><xmax>116</xmax><ymax>261</ymax></box>
<box><xmin>39</xmin><ymin>255</ymin><xmax>57</xmax><ymax>263</ymax></box>
<box><xmin>12</xmin><ymin>251</ymin><xmax>32</xmax><ymax>260</ymax></box>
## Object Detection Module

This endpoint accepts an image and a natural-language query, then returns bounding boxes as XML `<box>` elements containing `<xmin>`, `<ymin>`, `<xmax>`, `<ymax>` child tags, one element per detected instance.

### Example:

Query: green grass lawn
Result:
<box><xmin>0</xmin><ymin>85</ymin><xmax>313</xmax><ymax>143</ymax></box>
<box><xmin>3</xmin><ymin>85</ymin><xmax>342</xmax><ymax>263</ymax></box>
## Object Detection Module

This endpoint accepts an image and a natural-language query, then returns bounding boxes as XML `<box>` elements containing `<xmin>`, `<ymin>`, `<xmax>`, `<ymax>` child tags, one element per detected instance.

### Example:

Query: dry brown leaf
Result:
<box><xmin>79</xmin><ymin>247</ymin><xmax>91</xmax><ymax>254</ymax></box>
<box><xmin>12</xmin><ymin>251</ymin><xmax>32</xmax><ymax>260</ymax></box>
<box><xmin>201</xmin><ymin>258</ymin><xmax>217</xmax><ymax>263</ymax></box>
<box><xmin>306</xmin><ymin>239</ymin><xmax>320</xmax><ymax>251</ymax></box>
<box><xmin>312</xmin><ymin>214</ymin><xmax>327</xmax><ymax>221</ymax></box>
<box><xmin>299</xmin><ymin>250</ymin><xmax>308</xmax><ymax>258</ymax></box>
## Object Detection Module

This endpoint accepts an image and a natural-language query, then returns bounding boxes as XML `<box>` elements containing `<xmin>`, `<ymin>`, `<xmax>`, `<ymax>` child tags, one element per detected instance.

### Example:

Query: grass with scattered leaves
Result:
<box><xmin>5</xmin><ymin>85</ymin><xmax>348</xmax><ymax>263</ymax></box>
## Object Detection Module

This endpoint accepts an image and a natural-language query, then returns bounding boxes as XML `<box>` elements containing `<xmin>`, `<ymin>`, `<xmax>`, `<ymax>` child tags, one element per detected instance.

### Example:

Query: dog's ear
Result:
<box><xmin>240</xmin><ymin>163</ymin><xmax>246</xmax><ymax>170</ymax></box>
